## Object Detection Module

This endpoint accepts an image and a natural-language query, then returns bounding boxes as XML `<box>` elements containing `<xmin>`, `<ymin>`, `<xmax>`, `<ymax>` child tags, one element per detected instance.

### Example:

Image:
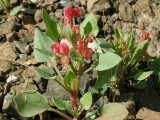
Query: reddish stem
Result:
<box><xmin>70</xmin><ymin>93</ymin><xmax>77</xmax><ymax>110</ymax></box>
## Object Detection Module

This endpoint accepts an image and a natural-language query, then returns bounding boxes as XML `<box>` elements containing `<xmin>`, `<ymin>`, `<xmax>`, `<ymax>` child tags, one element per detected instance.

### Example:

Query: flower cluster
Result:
<box><xmin>76</xmin><ymin>34</ymin><xmax>94</xmax><ymax>60</ymax></box>
<box><xmin>51</xmin><ymin>43</ymin><xmax>70</xmax><ymax>65</ymax></box>
<box><xmin>51</xmin><ymin>7</ymin><xmax>94</xmax><ymax>65</ymax></box>
<box><xmin>140</xmin><ymin>31</ymin><xmax>151</xmax><ymax>42</ymax></box>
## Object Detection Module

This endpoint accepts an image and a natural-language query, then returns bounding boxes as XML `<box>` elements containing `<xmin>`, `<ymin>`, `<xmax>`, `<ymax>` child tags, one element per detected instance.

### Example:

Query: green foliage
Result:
<box><xmin>131</xmin><ymin>81</ymin><xmax>146</xmax><ymax>89</ymax></box>
<box><xmin>134</xmin><ymin>71</ymin><xmax>153</xmax><ymax>81</ymax></box>
<box><xmin>134</xmin><ymin>40</ymin><xmax>149</xmax><ymax>61</ymax></box>
<box><xmin>22</xmin><ymin>8</ymin><xmax>36</xmax><ymax>14</ymax></box>
<box><xmin>14</xmin><ymin>90</ymin><xmax>52</xmax><ymax>117</ymax></box>
<box><xmin>34</xmin><ymin>28</ymin><xmax>55</xmax><ymax>62</ymax></box>
<box><xmin>96</xmin><ymin>52</ymin><xmax>122</xmax><ymax>71</ymax></box>
<box><xmin>63</xmin><ymin>71</ymin><xmax>76</xmax><ymax>86</ymax></box>
<box><xmin>9</xmin><ymin>6</ymin><xmax>22</xmax><ymax>16</ymax></box>
<box><xmin>52</xmin><ymin>98</ymin><xmax>69</xmax><ymax>110</ymax></box>
<box><xmin>114</xmin><ymin>28</ymin><xmax>121</xmax><ymax>41</ymax></box>
<box><xmin>69</xmin><ymin>51</ymin><xmax>82</xmax><ymax>62</ymax></box>
<box><xmin>84</xmin><ymin>112</ymin><xmax>96</xmax><ymax>120</ymax></box>
<box><xmin>42</xmin><ymin>9</ymin><xmax>61</xmax><ymax>42</ymax></box>
<box><xmin>149</xmin><ymin>58</ymin><xmax>160</xmax><ymax>74</ymax></box>
<box><xmin>34</xmin><ymin>67</ymin><xmax>56</xmax><ymax>79</ymax></box>
<box><xmin>80</xmin><ymin>13</ymin><xmax>99</xmax><ymax>37</ymax></box>
<box><xmin>96</xmin><ymin>103</ymin><xmax>128</xmax><ymax>120</ymax></box>
<box><xmin>80</xmin><ymin>92</ymin><xmax>92</xmax><ymax>110</ymax></box>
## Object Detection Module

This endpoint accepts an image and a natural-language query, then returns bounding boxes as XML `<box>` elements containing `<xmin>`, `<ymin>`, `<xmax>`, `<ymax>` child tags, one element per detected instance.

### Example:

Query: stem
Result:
<box><xmin>75</xmin><ymin>77</ymin><xmax>80</xmax><ymax>98</ymax></box>
<box><xmin>49</xmin><ymin>108</ymin><xmax>73</xmax><ymax>120</ymax></box>
<box><xmin>50</xmin><ymin>57</ymin><xmax>64</xmax><ymax>81</ymax></box>
<box><xmin>70</xmin><ymin>93</ymin><xmax>77</xmax><ymax>110</ymax></box>
<box><xmin>70</xmin><ymin>60</ymin><xmax>77</xmax><ymax>76</ymax></box>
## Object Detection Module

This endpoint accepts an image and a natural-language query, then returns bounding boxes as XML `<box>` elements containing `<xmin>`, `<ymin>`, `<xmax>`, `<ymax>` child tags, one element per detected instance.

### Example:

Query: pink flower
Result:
<box><xmin>73</xmin><ymin>7</ymin><xmax>80</xmax><ymax>18</ymax></box>
<box><xmin>61</xmin><ymin>56</ymin><xmax>70</xmax><ymax>66</ymax></box>
<box><xmin>64</xmin><ymin>17</ymin><xmax>72</xmax><ymax>27</ymax></box>
<box><xmin>83</xmin><ymin>48</ymin><xmax>93</xmax><ymax>60</ymax></box>
<box><xmin>64</xmin><ymin>7</ymin><xmax>73</xmax><ymax>17</ymax></box>
<box><xmin>60</xmin><ymin>38</ymin><xmax>73</xmax><ymax>50</ymax></box>
<box><xmin>51</xmin><ymin>43</ymin><xmax>61</xmax><ymax>54</ymax></box>
<box><xmin>72</xmin><ymin>25</ymin><xmax>80</xmax><ymax>34</ymax></box>
<box><xmin>60</xmin><ymin>43</ymin><xmax>69</xmax><ymax>55</ymax></box>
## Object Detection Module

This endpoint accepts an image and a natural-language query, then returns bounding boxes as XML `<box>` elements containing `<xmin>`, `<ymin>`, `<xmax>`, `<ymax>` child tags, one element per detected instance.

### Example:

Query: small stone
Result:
<box><xmin>34</xmin><ymin>9</ymin><xmax>42</xmax><ymax>23</ymax></box>
<box><xmin>115</xmin><ymin>92</ymin><xmax>136</xmax><ymax>119</ymax></box>
<box><xmin>10</xmin><ymin>0</ymin><xmax>18</xmax><ymax>5</ymax></box>
<box><xmin>6</xmin><ymin>75</ymin><xmax>18</xmax><ymax>83</ymax></box>
<box><xmin>55</xmin><ymin>9</ymin><xmax>63</xmax><ymax>18</ymax></box>
<box><xmin>13</xmin><ymin>41</ymin><xmax>26</xmax><ymax>53</ymax></box>
<box><xmin>2</xmin><ymin>94</ymin><xmax>27</xmax><ymax>120</ymax></box>
<box><xmin>0</xmin><ymin>22</ymin><xmax>15</xmax><ymax>36</ymax></box>
<box><xmin>18</xmin><ymin>29</ymin><xmax>28</xmax><ymax>39</ymax></box>
<box><xmin>45</xmin><ymin>79</ymin><xmax>70</xmax><ymax>106</ymax></box>
<box><xmin>0</xmin><ymin>42</ymin><xmax>18</xmax><ymax>61</ymax></box>
<box><xmin>109</xmin><ymin>13</ymin><xmax>119</xmax><ymax>23</ymax></box>
<box><xmin>0</xmin><ymin>113</ymin><xmax>8</xmax><ymax>120</ymax></box>
<box><xmin>5</xmin><ymin>32</ymin><xmax>17</xmax><ymax>42</ymax></box>
<box><xmin>0</xmin><ymin>60</ymin><xmax>12</xmax><ymax>78</ymax></box>
<box><xmin>36</xmin><ymin>21</ymin><xmax>46</xmax><ymax>31</ymax></box>
<box><xmin>136</xmin><ymin>108</ymin><xmax>160</xmax><ymax>120</ymax></box>
<box><xmin>0</xmin><ymin>92</ymin><xmax>5</xmax><ymax>109</ymax></box>
<box><xmin>119</xmin><ymin>2</ymin><xmax>134</xmax><ymax>22</ymax></box>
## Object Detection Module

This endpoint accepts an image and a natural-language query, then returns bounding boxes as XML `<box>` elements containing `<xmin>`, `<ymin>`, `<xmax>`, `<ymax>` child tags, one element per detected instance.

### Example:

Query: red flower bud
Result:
<box><xmin>140</xmin><ymin>31</ymin><xmax>151</xmax><ymax>42</ymax></box>
<box><xmin>51</xmin><ymin>43</ymin><xmax>61</xmax><ymax>54</ymax></box>
<box><xmin>72</xmin><ymin>25</ymin><xmax>80</xmax><ymax>34</ymax></box>
<box><xmin>73</xmin><ymin>7</ymin><xmax>80</xmax><ymax>18</ymax></box>
<box><xmin>64</xmin><ymin>17</ymin><xmax>72</xmax><ymax>27</ymax></box>
<box><xmin>83</xmin><ymin>48</ymin><xmax>93</xmax><ymax>60</ymax></box>
<box><xmin>60</xmin><ymin>43</ymin><xmax>69</xmax><ymax>55</ymax></box>
<box><xmin>88</xmin><ymin>37</ymin><xmax>93</xmax><ymax>43</ymax></box>
<box><xmin>61</xmin><ymin>56</ymin><xmax>70</xmax><ymax>66</ymax></box>
<box><xmin>64</xmin><ymin>7</ymin><xmax>73</xmax><ymax>18</ymax></box>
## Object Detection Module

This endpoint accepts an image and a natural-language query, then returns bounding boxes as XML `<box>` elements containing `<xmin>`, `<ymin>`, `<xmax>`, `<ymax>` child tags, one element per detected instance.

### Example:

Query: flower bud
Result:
<box><xmin>72</xmin><ymin>25</ymin><xmax>80</xmax><ymax>34</ymax></box>
<box><xmin>60</xmin><ymin>43</ymin><xmax>69</xmax><ymax>55</ymax></box>
<box><xmin>61</xmin><ymin>56</ymin><xmax>70</xmax><ymax>66</ymax></box>
<box><xmin>64</xmin><ymin>7</ymin><xmax>73</xmax><ymax>18</ymax></box>
<box><xmin>83</xmin><ymin>48</ymin><xmax>93</xmax><ymax>60</ymax></box>
<box><xmin>73</xmin><ymin>7</ymin><xmax>80</xmax><ymax>18</ymax></box>
<box><xmin>51</xmin><ymin>43</ymin><xmax>61</xmax><ymax>54</ymax></box>
<box><xmin>64</xmin><ymin>17</ymin><xmax>72</xmax><ymax>27</ymax></box>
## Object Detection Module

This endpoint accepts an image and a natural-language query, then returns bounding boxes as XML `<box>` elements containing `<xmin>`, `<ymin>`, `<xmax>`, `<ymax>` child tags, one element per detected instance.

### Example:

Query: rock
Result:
<box><xmin>6</xmin><ymin>75</ymin><xmax>18</xmax><ymax>83</ymax></box>
<box><xmin>0</xmin><ymin>113</ymin><xmax>8</xmax><ymax>120</ymax></box>
<box><xmin>0</xmin><ymin>82</ymin><xmax>5</xmax><ymax>92</ymax></box>
<box><xmin>109</xmin><ymin>13</ymin><xmax>119</xmax><ymax>23</ymax></box>
<box><xmin>13</xmin><ymin>41</ymin><xmax>26</xmax><ymax>53</ymax></box>
<box><xmin>126</xmin><ymin>0</ymin><xmax>137</xmax><ymax>4</ymax></box>
<box><xmin>133</xmin><ymin>0</ymin><xmax>154</xmax><ymax>17</ymax></box>
<box><xmin>115</xmin><ymin>92</ymin><xmax>136</xmax><ymax>119</ymax></box>
<box><xmin>0</xmin><ymin>60</ymin><xmax>12</xmax><ymax>79</ymax></box>
<box><xmin>79</xmin><ymin>0</ymin><xmax>87</xmax><ymax>6</ymax></box>
<box><xmin>135</xmin><ymin>80</ymin><xmax>160</xmax><ymax>112</ymax></box>
<box><xmin>10</xmin><ymin>0</ymin><xmax>18</xmax><ymax>5</ymax></box>
<box><xmin>5</xmin><ymin>31</ymin><xmax>17</xmax><ymax>42</ymax></box>
<box><xmin>55</xmin><ymin>9</ymin><xmax>63</xmax><ymax>18</ymax></box>
<box><xmin>87</xmin><ymin>0</ymin><xmax>98</xmax><ymax>11</ymax></box>
<box><xmin>59</xmin><ymin>1</ymin><xmax>72</xmax><ymax>7</ymax></box>
<box><xmin>45</xmin><ymin>79</ymin><xmax>70</xmax><ymax>106</ymax></box>
<box><xmin>0</xmin><ymin>22</ymin><xmax>15</xmax><ymax>36</ymax></box>
<box><xmin>136</xmin><ymin>108</ymin><xmax>160</xmax><ymax>120</ymax></box>
<box><xmin>36</xmin><ymin>21</ymin><xmax>46</xmax><ymax>31</ymax></box>
<box><xmin>18</xmin><ymin>29</ymin><xmax>28</xmax><ymax>39</ymax></box>
<box><xmin>34</xmin><ymin>9</ymin><xmax>42</xmax><ymax>23</ymax></box>
<box><xmin>0</xmin><ymin>42</ymin><xmax>18</xmax><ymax>61</ymax></box>
<box><xmin>2</xmin><ymin>94</ymin><xmax>27</xmax><ymax>120</ymax></box>
<box><xmin>119</xmin><ymin>2</ymin><xmax>134</xmax><ymax>22</ymax></box>
<box><xmin>0</xmin><ymin>92</ymin><xmax>5</xmax><ymax>109</ymax></box>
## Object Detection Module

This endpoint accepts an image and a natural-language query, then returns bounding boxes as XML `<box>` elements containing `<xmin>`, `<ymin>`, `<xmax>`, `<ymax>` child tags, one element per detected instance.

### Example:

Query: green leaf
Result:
<box><xmin>34</xmin><ymin>28</ymin><xmax>55</xmax><ymax>62</ymax></box>
<box><xmin>96</xmin><ymin>103</ymin><xmax>128</xmax><ymax>120</ymax></box>
<box><xmin>69</xmin><ymin>51</ymin><xmax>82</xmax><ymax>62</ymax></box>
<box><xmin>34</xmin><ymin>67</ymin><xmax>56</xmax><ymax>80</ymax></box>
<box><xmin>134</xmin><ymin>71</ymin><xmax>153</xmax><ymax>81</ymax></box>
<box><xmin>14</xmin><ymin>90</ymin><xmax>52</xmax><ymax>117</ymax></box>
<box><xmin>96</xmin><ymin>52</ymin><xmax>122</xmax><ymax>71</ymax></box>
<box><xmin>128</xmin><ymin>29</ymin><xmax>134</xmax><ymax>50</ymax></box>
<box><xmin>80</xmin><ymin>13</ymin><xmax>99</xmax><ymax>37</ymax></box>
<box><xmin>22</xmin><ymin>8</ymin><xmax>36</xmax><ymax>14</ymax></box>
<box><xmin>42</xmin><ymin>9</ymin><xmax>60</xmax><ymax>42</ymax></box>
<box><xmin>35</xmin><ymin>48</ymin><xmax>54</xmax><ymax>56</ymax></box>
<box><xmin>63</xmin><ymin>71</ymin><xmax>76</xmax><ymax>86</ymax></box>
<box><xmin>114</xmin><ymin>28</ymin><xmax>121</xmax><ymax>41</ymax></box>
<box><xmin>80</xmin><ymin>92</ymin><xmax>92</xmax><ymax>110</ymax></box>
<box><xmin>61</xmin><ymin>24</ymin><xmax>77</xmax><ymax>44</ymax></box>
<box><xmin>96</xmin><ymin>38</ymin><xmax>107</xmax><ymax>52</ymax></box>
<box><xmin>52</xmin><ymin>98</ymin><xmax>69</xmax><ymax>110</ymax></box>
<box><xmin>10</xmin><ymin>6</ymin><xmax>22</xmax><ymax>16</ymax></box>
<box><xmin>131</xmin><ymin>81</ymin><xmax>146</xmax><ymax>89</ymax></box>
<box><xmin>149</xmin><ymin>58</ymin><xmax>160</xmax><ymax>74</ymax></box>
<box><xmin>85</xmin><ymin>112</ymin><xmax>96</xmax><ymax>120</ymax></box>
<box><xmin>134</xmin><ymin>40</ymin><xmax>149</xmax><ymax>60</ymax></box>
